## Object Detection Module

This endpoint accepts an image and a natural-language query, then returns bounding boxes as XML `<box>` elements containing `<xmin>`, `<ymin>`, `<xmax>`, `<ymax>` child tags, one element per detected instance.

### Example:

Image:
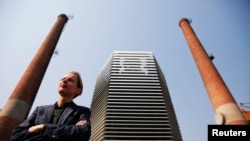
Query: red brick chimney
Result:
<box><xmin>179</xmin><ymin>18</ymin><xmax>247</xmax><ymax>125</ymax></box>
<box><xmin>0</xmin><ymin>14</ymin><xmax>68</xmax><ymax>141</ymax></box>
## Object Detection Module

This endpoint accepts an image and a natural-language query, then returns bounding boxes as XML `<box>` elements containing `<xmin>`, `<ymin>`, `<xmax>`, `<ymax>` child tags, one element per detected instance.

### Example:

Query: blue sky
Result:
<box><xmin>0</xmin><ymin>1</ymin><xmax>249</xmax><ymax>141</ymax></box>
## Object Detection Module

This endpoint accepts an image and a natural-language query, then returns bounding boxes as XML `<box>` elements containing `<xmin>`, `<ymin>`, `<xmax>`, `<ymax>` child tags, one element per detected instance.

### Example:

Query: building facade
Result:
<box><xmin>90</xmin><ymin>51</ymin><xmax>182</xmax><ymax>141</ymax></box>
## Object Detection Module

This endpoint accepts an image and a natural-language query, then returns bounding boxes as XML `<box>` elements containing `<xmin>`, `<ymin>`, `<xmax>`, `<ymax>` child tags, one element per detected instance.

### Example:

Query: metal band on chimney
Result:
<box><xmin>0</xmin><ymin>99</ymin><xmax>30</xmax><ymax>121</ymax></box>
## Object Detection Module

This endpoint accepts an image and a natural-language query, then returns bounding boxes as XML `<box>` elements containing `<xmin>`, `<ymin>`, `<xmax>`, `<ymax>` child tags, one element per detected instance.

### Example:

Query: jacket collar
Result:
<box><xmin>57</xmin><ymin>102</ymin><xmax>77</xmax><ymax>124</ymax></box>
<box><xmin>44</xmin><ymin>101</ymin><xmax>77</xmax><ymax>124</ymax></box>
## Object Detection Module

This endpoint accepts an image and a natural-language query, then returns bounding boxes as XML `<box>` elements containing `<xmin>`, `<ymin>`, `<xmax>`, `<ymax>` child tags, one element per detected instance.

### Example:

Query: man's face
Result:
<box><xmin>58</xmin><ymin>73</ymin><xmax>81</xmax><ymax>98</ymax></box>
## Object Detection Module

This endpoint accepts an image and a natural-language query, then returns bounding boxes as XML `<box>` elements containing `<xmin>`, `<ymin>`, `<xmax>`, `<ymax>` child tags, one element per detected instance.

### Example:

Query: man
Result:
<box><xmin>10</xmin><ymin>71</ymin><xmax>91</xmax><ymax>141</ymax></box>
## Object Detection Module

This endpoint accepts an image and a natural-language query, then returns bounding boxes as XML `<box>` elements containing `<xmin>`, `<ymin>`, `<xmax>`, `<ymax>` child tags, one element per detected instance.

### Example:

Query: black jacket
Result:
<box><xmin>10</xmin><ymin>102</ymin><xmax>91</xmax><ymax>141</ymax></box>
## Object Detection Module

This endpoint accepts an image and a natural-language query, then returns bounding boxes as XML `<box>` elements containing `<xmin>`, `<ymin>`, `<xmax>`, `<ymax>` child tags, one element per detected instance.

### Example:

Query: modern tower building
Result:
<box><xmin>90</xmin><ymin>51</ymin><xmax>182</xmax><ymax>141</ymax></box>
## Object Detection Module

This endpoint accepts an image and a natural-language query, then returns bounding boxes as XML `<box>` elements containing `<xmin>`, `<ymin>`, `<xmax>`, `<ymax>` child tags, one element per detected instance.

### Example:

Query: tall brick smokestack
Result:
<box><xmin>0</xmin><ymin>14</ymin><xmax>68</xmax><ymax>141</ymax></box>
<box><xmin>179</xmin><ymin>18</ymin><xmax>247</xmax><ymax>125</ymax></box>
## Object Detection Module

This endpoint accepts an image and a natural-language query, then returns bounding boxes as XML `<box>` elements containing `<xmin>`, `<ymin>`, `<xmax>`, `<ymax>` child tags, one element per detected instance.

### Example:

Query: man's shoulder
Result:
<box><xmin>36</xmin><ymin>104</ymin><xmax>54</xmax><ymax>109</ymax></box>
<box><xmin>72</xmin><ymin>103</ymin><xmax>90</xmax><ymax>112</ymax></box>
<box><xmin>76</xmin><ymin>105</ymin><xmax>90</xmax><ymax>111</ymax></box>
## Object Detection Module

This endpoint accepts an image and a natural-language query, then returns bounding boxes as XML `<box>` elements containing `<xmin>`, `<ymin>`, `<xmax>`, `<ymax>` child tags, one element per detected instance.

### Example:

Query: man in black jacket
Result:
<box><xmin>10</xmin><ymin>71</ymin><xmax>91</xmax><ymax>141</ymax></box>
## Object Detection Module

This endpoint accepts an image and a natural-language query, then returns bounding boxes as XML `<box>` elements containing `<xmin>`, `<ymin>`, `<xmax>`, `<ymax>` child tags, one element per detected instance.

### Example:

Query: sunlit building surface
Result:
<box><xmin>90</xmin><ymin>51</ymin><xmax>182</xmax><ymax>141</ymax></box>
